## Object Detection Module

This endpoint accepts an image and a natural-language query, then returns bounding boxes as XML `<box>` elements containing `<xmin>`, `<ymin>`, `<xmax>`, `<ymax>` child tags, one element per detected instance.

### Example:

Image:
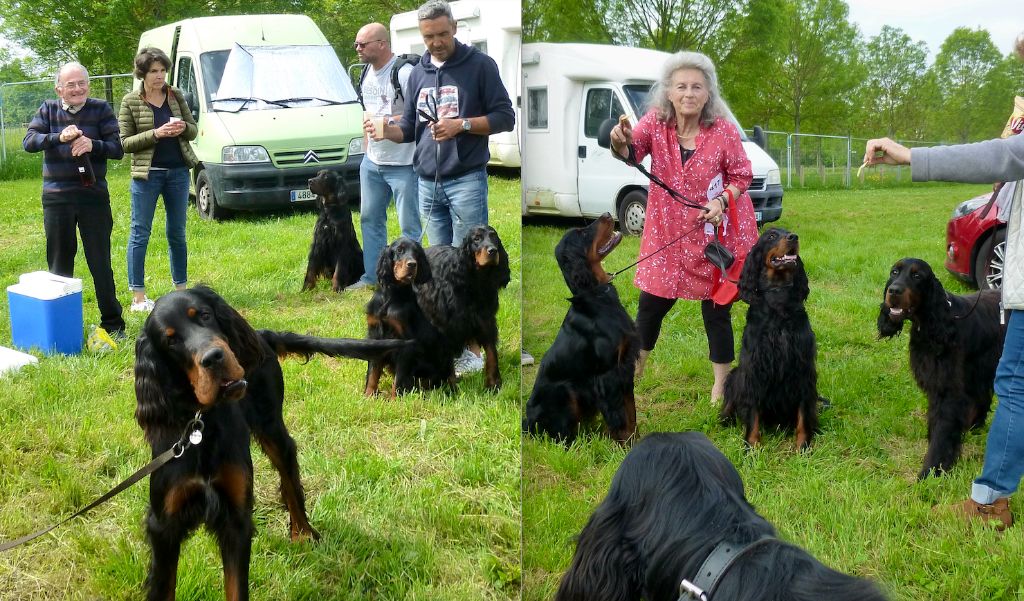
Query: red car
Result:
<box><xmin>945</xmin><ymin>192</ymin><xmax>1005</xmax><ymax>290</ymax></box>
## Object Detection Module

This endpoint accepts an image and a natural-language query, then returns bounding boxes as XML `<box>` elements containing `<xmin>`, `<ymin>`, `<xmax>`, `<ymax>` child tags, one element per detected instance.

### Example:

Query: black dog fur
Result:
<box><xmin>877</xmin><ymin>258</ymin><xmax>1003</xmax><ymax>479</ymax></box>
<box><xmin>720</xmin><ymin>227</ymin><xmax>819</xmax><ymax>450</ymax></box>
<box><xmin>302</xmin><ymin>169</ymin><xmax>363</xmax><ymax>292</ymax></box>
<box><xmin>134</xmin><ymin>285</ymin><xmax>403</xmax><ymax>600</ymax></box>
<box><xmin>556</xmin><ymin>432</ymin><xmax>888</xmax><ymax>601</ymax></box>
<box><xmin>365</xmin><ymin>237</ymin><xmax>459</xmax><ymax>395</ymax></box>
<box><xmin>523</xmin><ymin>213</ymin><xmax>640</xmax><ymax>444</ymax></box>
<box><xmin>415</xmin><ymin>225</ymin><xmax>511</xmax><ymax>390</ymax></box>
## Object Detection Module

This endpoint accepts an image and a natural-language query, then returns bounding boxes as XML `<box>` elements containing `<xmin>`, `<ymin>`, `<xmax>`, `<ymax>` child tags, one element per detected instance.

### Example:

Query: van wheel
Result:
<box><xmin>196</xmin><ymin>171</ymin><xmax>226</xmax><ymax>221</ymax></box>
<box><xmin>617</xmin><ymin>190</ymin><xmax>647</xmax><ymax>236</ymax></box>
<box><xmin>975</xmin><ymin>227</ymin><xmax>1005</xmax><ymax>290</ymax></box>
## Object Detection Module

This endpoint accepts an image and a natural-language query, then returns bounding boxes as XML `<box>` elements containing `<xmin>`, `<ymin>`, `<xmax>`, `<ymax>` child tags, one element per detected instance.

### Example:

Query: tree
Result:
<box><xmin>523</xmin><ymin>0</ymin><xmax>612</xmax><ymax>44</ymax></box>
<box><xmin>931</xmin><ymin>28</ymin><xmax>1006</xmax><ymax>142</ymax></box>
<box><xmin>606</xmin><ymin>0</ymin><xmax>739</xmax><ymax>52</ymax></box>
<box><xmin>857</xmin><ymin>25</ymin><xmax>927</xmax><ymax>138</ymax></box>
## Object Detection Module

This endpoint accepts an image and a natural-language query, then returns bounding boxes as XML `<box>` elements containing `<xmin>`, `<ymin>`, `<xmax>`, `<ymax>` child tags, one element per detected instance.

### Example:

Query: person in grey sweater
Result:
<box><xmin>863</xmin><ymin>33</ymin><xmax>1024</xmax><ymax>529</ymax></box>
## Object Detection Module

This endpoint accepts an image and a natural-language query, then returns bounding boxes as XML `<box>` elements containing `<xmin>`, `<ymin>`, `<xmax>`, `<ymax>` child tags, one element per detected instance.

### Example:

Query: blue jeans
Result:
<box><xmin>127</xmin><ymin>168</ymin><xmax>190</xmax><ymax>291</ymax></box>
<box><xmin>973</xmin><ymin>309</ymin><xmax>1024</xmax><ymax>504</ymax></box>
<box><xmin>418</xmin><ymin>168</ymin><xmax>488</xmax><ymax>247</ymax></box>
<box><xmin>358</xmin><ymin>157</ymin><xmax>421</xmax><ymax>284</ymax></box>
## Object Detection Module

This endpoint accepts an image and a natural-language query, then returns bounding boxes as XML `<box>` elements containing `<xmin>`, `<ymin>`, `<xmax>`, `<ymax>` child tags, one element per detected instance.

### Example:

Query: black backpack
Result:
<box><xmin>357</xmin><ymin>53</ymin><xmax>420</xmax><ymax>108</ymax></box>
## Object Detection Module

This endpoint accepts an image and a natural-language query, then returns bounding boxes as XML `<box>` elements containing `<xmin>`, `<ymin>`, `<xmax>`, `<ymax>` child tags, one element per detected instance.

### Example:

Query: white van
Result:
<box><xmin>521</xmin><ymin>43</ymin><xmax>783</xmax><ymax>235</ymax></box>
<box><xmin>138</xmin><ymin>15</ymin><xmax>365</xmax><ymax>220</ymax></box>
<box><xmin>389</xmin><ymin>0</ymin><xmax>521</xmax><ymax>168</ymax></box>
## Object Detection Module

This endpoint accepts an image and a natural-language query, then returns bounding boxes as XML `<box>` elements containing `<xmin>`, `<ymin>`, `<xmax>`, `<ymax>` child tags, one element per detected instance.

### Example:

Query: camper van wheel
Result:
<box><xmin>195</xmin><ymin>171</ymin><xmax>226</xmax><ymax>221</ymax></box>
<box><xmin>617</xmin><ymin>190</ymin><xmax>647</xmax><ymax>236</ymax></box>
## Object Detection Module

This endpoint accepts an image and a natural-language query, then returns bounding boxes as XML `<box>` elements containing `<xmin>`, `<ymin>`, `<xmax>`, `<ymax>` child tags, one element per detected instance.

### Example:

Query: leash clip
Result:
<box><xmin>173</xmin><ymin>411</ymin><xmax>205</xmax><ymax>458</ymax></box>
<box><xmin>679</xmin><ymin>579</ymin><xmax>708</xmax><ymax>601</ymax></box>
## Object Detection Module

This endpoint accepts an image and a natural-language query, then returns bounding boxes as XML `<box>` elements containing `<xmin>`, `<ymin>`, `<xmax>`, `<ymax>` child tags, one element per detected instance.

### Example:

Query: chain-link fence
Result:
<box><xmin>749</xmin><ymin>129</ymin><xmax>947</xmax><ymax>189</ymax></box>
<box><xmin>1</xmin><ymin>73</ymin><xmax>135</xmax><ymax>176</ymax></box>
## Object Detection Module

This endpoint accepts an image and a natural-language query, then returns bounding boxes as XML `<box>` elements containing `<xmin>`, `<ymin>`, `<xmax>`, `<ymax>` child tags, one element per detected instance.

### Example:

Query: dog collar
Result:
<box><xmin>678</xmin><ymin>535</ymin><xmax>776</xmax><ymax>600</ymax></box>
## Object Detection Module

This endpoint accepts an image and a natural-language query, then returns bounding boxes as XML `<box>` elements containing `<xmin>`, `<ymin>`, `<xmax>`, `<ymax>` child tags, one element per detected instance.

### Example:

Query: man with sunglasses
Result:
<box><xmin>349</xmin><ymin>22</ymin><xmax>422</xmax><ymax>291</ymax></box>
<box><xmin>370</xmin><ymin>0</ymin><xmax>514</xmax><ymax>248</ymax></box>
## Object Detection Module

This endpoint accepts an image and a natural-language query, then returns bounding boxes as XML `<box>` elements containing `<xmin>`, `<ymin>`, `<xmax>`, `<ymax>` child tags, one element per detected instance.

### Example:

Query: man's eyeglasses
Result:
<box><xmin>60</xmin><ymin>80</ymin><xmax>88</xmax><ymax>90</ymax></box>
<box><xmin>353</xmin><ymin>40</ymin><xmax>384</xmax><ymax>50</ymax></box>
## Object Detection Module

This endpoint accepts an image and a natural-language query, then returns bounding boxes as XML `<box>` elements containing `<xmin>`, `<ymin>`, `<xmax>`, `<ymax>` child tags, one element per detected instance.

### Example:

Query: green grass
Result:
<box><xmin>0</xmin><ymin>169</ymin><xmax>521</xmax><ymax>600</ymax></box>
<box><xmin>522</xmin><ymin>183</ymin><xmax>1024</xmax><ymax>601</ymax></box>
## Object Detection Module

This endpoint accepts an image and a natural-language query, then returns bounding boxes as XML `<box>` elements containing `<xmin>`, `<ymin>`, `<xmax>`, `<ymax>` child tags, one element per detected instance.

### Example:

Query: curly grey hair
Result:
<box><xmin>649</xmin><ymin>51</ymin><xmax>728</xmax><ymax>127</ymax></box>
<box><xmin>418</xmin><ymin>0</ymin><xmax>454</xmax><ymax>23</ymax></box>
<box><xmin>55</xmin><ymin>62</ymin><xmax>89</xmax><ymax>87</ymax></box>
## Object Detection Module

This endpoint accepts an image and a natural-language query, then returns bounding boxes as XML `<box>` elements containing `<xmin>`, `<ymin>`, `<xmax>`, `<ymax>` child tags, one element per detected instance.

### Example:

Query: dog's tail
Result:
<box><xmin>259</xmin><ymin>330</ymin><xmax>409</xmax><ymax>361</ymax></box>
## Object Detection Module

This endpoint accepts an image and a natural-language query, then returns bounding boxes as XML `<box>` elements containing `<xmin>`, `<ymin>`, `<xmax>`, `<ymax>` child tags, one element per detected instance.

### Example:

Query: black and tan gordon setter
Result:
<box><xmin>523</xmin><ymin>213</ymin><xmax>640</xmax><ymax>444</ymax></box>
<box><xmin>365</xmin><ymin>237</ymin><xmax>460</xmax><ymax>395</ymax></box>
<box><xmin>134</xmin><ymin>285</ymin><xmax>404</xmax><ymax>601</ymax></box>
<box><xmin>720</xmin><ymin>227</ymin><xmax>820</xmax><ymax>450</ymax></box>
<box><xmin>415</xmin><ymin>225</ymin><xmax>511</xmax><ymax>390</ymax></box>
<box><xmin>877</xmin><ymin>258</ymin><xmax>1003</xmax><ymax>480</ymax></box>
<box><xmin>301</xmin><ymin>169</ymin><xmax>363</xmax><ymax>292</ymax></box>
<box><xmin>555</xmin><ymin>432</ymin><xmax>888</xmax><ymax>601</ymax></box>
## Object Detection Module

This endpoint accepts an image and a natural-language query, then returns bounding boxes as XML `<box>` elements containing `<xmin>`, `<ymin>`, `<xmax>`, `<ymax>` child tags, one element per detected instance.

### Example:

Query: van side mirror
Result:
<box><xmin>184</xmin><ymin>91</ymin><xmax>199</xmax><ymax>122</ymax></box>
<box><xmin>752</xmin><ymin>125</ymin><xmax>766</xmax><ymax>150</ymax></box>
<box><xmin>597</xmin><ymin>117</ymin><xmax>617</xmax><ymax>149</ymax></box>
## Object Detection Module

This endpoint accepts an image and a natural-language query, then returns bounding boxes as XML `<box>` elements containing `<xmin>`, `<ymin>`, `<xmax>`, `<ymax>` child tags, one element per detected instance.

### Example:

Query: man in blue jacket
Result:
<box><xmin>374</xmin><ymin>0</ymin><xmax>515</xmax><ymax>247</ymax></box>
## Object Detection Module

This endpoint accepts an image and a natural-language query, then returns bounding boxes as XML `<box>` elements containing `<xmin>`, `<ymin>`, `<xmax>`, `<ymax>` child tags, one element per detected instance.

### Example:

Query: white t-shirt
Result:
<box><xmin>363</xmin><ymin>56</ymin><xmax>415</xmax><ymax>166</ymax></box>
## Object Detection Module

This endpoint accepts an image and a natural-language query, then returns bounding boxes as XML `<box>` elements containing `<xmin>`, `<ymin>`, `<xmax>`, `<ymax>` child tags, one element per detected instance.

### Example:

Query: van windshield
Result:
<box><xmin>621</xmin><ymin>82</ymin><xmax>750</xmax><ymax>141</ymax></box>
<box><xmin>203</xmin><ymin>44</ymin><xmax>359</xmax><ymax>111</ymax></box>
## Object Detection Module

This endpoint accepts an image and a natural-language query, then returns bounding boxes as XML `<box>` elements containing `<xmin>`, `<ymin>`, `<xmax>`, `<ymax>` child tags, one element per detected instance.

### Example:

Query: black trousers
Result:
<box><xmin>635</xmin><ymin>291</ymin><xmax>734</xmax><ymax>363</ymax></box>
<box><xmin>42</xmin><ymin>202</ymin><xmax>125</xmax><ymax>334</ymax></box>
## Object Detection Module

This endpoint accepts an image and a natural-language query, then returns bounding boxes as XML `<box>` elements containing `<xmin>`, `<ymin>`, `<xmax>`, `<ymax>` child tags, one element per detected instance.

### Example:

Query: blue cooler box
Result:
<box><xmin>7</xmin><ymin>271</ymin><xmax>84</xmax><ymax>355</ymax></box>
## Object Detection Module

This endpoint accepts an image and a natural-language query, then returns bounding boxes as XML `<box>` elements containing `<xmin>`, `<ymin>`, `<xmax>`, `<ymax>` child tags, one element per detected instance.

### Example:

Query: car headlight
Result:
<box><xmin>951</xmin><ymin>196</ymin><xmax>988</xmax><ymax>219</ymax></box>
<box><xmin>221</xmin><ymin>146</ymin><xmax>270</xmax><ymax>163</ymax></box>
<box><xmin>765</xmin><ymin>169</ymin><xmax>781</xmax><ymax>186</ymax></box>
<box><xmin>348</xmin><ymin>137</ymin><xmax>364</xmax><ymax>155</ymax></box>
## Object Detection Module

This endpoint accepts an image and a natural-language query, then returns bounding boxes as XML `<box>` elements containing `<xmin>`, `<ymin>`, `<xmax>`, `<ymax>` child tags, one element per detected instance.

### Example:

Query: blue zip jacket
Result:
<box><xmin>398</xmin><ymin>40</ymin><xmax>515</xmax><ymax>179</ymax></box>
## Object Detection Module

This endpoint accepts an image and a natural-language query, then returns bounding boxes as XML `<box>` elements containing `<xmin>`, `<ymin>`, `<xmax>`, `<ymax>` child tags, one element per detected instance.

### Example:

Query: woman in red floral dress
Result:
<box><xmin>609</xmin><ymin>51</ymin><xmax>759</xmax><ymax>403</ymax></box>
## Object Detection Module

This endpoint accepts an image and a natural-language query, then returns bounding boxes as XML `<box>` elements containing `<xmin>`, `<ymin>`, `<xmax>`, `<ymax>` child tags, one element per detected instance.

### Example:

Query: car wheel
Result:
<box><xmin>617</xmin><ymin>190</ymin><xmax>647</xmax><ymax>236</ymax></box>
<box><xmin>196</xmin><ymin>170</ymin><xmax>227</xmax><ymax>221</ymax></box>
<box><xmin>975</xmin><ymin>227</ymin><xmax>1006</xmax><ymax>290</ymax></box>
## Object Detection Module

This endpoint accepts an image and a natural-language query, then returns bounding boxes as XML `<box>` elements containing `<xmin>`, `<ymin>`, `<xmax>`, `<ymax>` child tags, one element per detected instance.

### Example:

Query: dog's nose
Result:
<box><xmin>887</xmin><ymin>284</ymin><xmax>904</xmax><ymax>296</ymax></box>
<box><xmin>486</xmin><ymin>247</ymin><xmax>497</xmax><ymax>256</ymax></box>
<box><xmin>407</xmin><ymin>260</ymin><xmax>417</xmax><ymax>270</ymax></box>
<box><xmin>787</xmin><ymin>233</ymin><xmax>798</xmax><ymax>242</ymax></box>
<box><xmin>200</xmin><ymin>347</ymin><xmax>224</xmax><ymax>368</ymax></box>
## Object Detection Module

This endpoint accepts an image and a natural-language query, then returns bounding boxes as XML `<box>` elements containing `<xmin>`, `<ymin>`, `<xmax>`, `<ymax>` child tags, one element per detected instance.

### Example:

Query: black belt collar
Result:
<box><xmin>678</xmin><ymin>535</ymin><xmax>776</xmax><ymax>600</ymax></box>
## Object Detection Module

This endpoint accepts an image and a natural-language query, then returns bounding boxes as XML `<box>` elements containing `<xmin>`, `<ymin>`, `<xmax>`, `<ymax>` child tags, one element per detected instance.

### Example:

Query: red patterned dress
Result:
<box><xmin>631</xmin><ymin>113</ymin><xmax>759</xmax><ymax>300</ymax></box>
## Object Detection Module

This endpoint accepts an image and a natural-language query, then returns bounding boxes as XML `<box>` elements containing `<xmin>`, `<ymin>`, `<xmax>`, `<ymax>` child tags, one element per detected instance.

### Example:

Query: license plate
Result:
<box><xmin>290</xmin><ymin>189</ymin><xmax>316</xmax><ymax>203</ymax></box>
<box><xmin>755</xmin><ymin>211</ymin><xmax>762</xmax><ymax>221</ymax></box>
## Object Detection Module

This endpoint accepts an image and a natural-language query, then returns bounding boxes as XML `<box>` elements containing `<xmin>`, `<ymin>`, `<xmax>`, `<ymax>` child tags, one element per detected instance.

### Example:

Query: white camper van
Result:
<box><xmin>138</xmin><ymin>15</ymin><xmax>365</xmax><ymax>220</ymax></box>
<box><xmin>521</xmin><ymin>43</ymin><xmax>783</xmax><ymax>235</ymax></box>
<box><xmin>389</xmin><ymin>0</ymin><xmax>521</xmax><ymax>168</ymax></box>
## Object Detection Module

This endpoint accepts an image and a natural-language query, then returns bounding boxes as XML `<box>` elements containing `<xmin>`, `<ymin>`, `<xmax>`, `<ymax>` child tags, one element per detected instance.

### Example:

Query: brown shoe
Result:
<box><xmin>950</xmin><ymin>497</ymin><xmax>1013</xmax><ymax>531</ymax></box>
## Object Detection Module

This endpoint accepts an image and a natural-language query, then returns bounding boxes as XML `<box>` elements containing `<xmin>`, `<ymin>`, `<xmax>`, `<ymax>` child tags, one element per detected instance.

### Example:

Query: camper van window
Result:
<box><xmin>527</xmin><ymin>87</ymin><xmax>547</xmax><ymax>129</ymax></box>
<box><xmin>584</xmin><ymin>88</ymin><xmax>624</xmax><ymax>138</ymax></box>
<box><xmin>622</xmin><ymin>84</ymin><xmax>652</xmax><ymax>116</ymax></box>
<box><xmin>176</xmin><ymin>58</ymin><xmax>198</xmax><ymax>103</ymax></box>
<box><xmin>205</xmin><ymin>45</ymin><xmax>358</xmax><ymax>111</ymax></box>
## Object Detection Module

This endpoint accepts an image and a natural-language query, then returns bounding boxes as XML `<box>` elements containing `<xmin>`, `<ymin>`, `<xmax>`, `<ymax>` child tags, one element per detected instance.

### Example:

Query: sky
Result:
<box><xmin>846</xmin><ymin>0</ymin><xmax>1021</xmax><ymax>62</ymax></box>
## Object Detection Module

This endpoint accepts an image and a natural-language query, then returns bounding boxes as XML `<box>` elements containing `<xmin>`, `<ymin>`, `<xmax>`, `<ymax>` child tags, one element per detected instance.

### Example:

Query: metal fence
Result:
<box><xmin>0</xmin><ymin>73</ymin><xmax>135</xmax><ymax>166</ymax></box>
<box><xmin>752</xmin><ymin>129</ymin><xmax>947</xmax><ymax>189</ymax></box>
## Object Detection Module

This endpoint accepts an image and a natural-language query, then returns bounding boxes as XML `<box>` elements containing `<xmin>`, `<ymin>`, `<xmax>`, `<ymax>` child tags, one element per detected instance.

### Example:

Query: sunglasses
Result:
<box><xmin>353</xmin><ymin>40</ymin><xmax>384</xmax><ymax>50</ymax></box>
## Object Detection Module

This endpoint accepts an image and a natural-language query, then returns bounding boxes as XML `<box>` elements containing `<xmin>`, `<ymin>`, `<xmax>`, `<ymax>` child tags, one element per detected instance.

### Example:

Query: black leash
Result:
<box><xmin>949</xmin><ymin>292</ymin><xmax>985</xmax><ymax>321</ymax></box>
<box><xmin>678</xmin><ymin>536</ymin><xmax>776</xmax><ymax>600</ymax></box>
<box><xmin>0</xmin><ymin>411</ymin><xmax>206</xmax><ymax>552</ymax></box>
<box><xmin>608</xmin><ymin>220</ymin><xmax>707</xmax><ymax>280</ymax></box>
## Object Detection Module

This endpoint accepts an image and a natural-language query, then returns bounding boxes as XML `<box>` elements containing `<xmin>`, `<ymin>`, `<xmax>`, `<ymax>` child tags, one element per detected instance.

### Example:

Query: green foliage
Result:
<box><xmin>0</xmin><ymin>170</ymin><xmax>521</xmax><ymax>600</ymax></box>
<box><xmin>523</xmin><ymin>183</ymin><xmax>1024</xmax><ymax>601</ymax></box>
<box><xmin>857</xmin><ymin>25</ymin><xmax>929</xmax><ymax>138</ymax></box>
<box><xmin>934</xmin><ymin>28</ymin><xmax>1009</xmax><ymax>143</ymax></box>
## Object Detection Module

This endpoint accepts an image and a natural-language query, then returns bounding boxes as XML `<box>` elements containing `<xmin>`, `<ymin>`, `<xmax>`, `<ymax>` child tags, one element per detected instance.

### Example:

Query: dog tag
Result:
<box><xmin>189</xmin><ymin>430</ymin><xmax>203</xmax><ymax>446</ymax></box>
<box><xmin>704</xmin><ymin>222</ymin><xmax>715</xmax><ymax>236</ymax></box>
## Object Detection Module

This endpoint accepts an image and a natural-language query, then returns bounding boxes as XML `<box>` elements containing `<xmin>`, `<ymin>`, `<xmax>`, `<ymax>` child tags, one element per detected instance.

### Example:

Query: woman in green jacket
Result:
<box><xmin>119</xmin><ymin>47</ymin><xmax>198</xmax><ymax>312</ymax></box>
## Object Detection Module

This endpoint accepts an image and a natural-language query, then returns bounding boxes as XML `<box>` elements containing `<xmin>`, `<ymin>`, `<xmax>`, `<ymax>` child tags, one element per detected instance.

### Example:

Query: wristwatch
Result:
<box><xmin>461</xmin><ymin>119</ymin><xmax>472</xmax><ymax>132</ymax></box>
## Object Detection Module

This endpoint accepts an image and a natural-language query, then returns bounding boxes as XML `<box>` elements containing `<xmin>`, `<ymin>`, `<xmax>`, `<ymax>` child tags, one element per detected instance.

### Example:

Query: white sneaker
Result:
<box><xmin>130</xmin><ymin>297</ymin><xmax>155</xmax><ymax>313</ymax></box>
<box><xmin>521</xmin><ymin>349</ymin><xmax>535</xmax><ymax>366</ymax></box>
<box><xmin>454</xmin><ymin>348</ymin><xmax>485</xmax><ymax>376</ymax></box>
<box><xmin>344</xmin><ymin>280</ymin><xmax>373</xmax><ymax>291</ymax></box>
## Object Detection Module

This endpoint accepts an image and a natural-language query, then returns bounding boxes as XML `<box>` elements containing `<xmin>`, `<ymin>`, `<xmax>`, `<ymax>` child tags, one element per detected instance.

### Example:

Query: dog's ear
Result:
<box><xmin>488</xmin><ymin>227</ymin><xmax>511</xmax><ymax>289</ymax></box>
<box><xmin>193</xmin><ymin>285</ymin><xmax>265</xmax><ymax>370</ymax></box>
<box><xmin>738</xmin><ymin>237</ymin><xmax>766</xmax><ymax>302</ymax></box>
<box><xmin>376</xmin><ymin>243</ymin><xmax>396</xmax><ymax>286</ymax></box>
<box><xmin>555</xmin><ymin>495</ymin><xmax>640</xmax><ymax>601</ymax></box>
<box><xmin>413</xmin><ymin>242</ymin><xmax>432</xmax><ymax>285</ymax></box>
<box><xmin>920</xmin><ymin>268</ymin><xmax>957</xmax><ymax>344</ymax></box>
<box><xmin>333</xmin><ymin>172</ymin><xmax>347</xmax><ymax>201</ymax></box>
<box><xmin>134</xmin><ymin>332</ymin><xmax>175</xmax><ymax>442</ymax></box>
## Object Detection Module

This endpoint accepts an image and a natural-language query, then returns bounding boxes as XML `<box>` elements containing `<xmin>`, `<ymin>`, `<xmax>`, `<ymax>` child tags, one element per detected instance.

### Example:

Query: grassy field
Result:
<box><xmin>0</xmin><ymin>169</ymin><xmax>521</xmax><ymax>600</ymax></box>
<box><xmin>522</xmin><ymin>183</ymin><xmax>1024</xmax><ymax>601</ymax></box>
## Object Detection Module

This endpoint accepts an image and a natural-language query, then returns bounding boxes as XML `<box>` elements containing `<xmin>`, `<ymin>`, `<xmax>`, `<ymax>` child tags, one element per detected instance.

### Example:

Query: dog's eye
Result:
<box><xmin>911</xmin><ymin>271</ymin><xmax>921</xmax><ymax>279</ymax></box>
<box><xmin>199</xmin><ymin>310</ymin><xmax>213</xmax><ymax>321</ymax></box>
<box><xmin>891</xmin><ymin>268</ymin><xmax>899</xmax><ymax>276</ymax></box>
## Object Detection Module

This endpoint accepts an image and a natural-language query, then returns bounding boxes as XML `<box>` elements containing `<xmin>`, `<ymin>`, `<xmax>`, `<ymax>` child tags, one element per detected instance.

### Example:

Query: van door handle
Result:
<box><xmin>578</xmin><ymin>146</ymin><xmax>586</xmax><ymax>158</ymax></box>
